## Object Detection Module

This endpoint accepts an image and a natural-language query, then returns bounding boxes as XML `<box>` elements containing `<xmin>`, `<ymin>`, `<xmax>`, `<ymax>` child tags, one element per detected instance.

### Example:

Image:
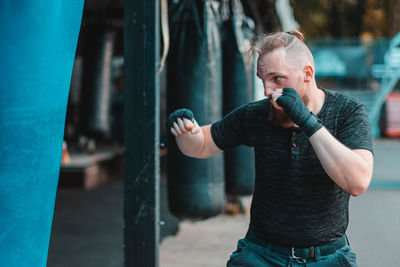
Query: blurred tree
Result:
<box><xmin>289</xmin><ymin>0</ymin><xmax>367</xmax><ymax>37</ymax></box>
<box><xmin>75</xmin><ymin>0</ymin><xmax>400</xmax><ymax>38</ymax></box>
<box><xmin>289</xmin><ymin>0</ymin><xmax>400</xmax><ymax>38</ymax></box>
<box><xmin>386</xmin><ymin>0</ymin><xmax>400</xmax><ymax>36</ymax></box>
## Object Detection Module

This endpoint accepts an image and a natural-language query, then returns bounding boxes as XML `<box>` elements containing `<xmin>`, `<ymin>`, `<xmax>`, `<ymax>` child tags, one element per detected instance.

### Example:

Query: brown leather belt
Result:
<box><xmin>245</xmin><ymin>227</ymin><xmax>347</xmax><ymax>259</ymax></box>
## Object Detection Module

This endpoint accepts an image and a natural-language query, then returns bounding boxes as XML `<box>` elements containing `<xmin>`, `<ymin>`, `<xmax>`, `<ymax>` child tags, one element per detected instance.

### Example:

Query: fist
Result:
<box><xmin>271</xmin><ymin>89</ymin><xmax>284</xmax><ymax>111</ymax></box>
<box><xmin>166</xmin><ymin>108</ymin><xmax>200</xmax><ymax>136</ymax></box>
<box><xmin>275</xmin><ymin>87</ymin><xmax>311</xmax><ymax>127</ymax></box>
<box><xmin>276</xmin><ymin>88</ymin><xmax>323</xmax><ymax>136</ymax></box>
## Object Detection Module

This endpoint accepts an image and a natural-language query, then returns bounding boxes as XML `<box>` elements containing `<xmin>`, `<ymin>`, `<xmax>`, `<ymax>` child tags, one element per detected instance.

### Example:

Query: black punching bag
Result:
<box><xmin>80</xmin><ymin>25</ymin><xmax>115</xmax><ymax>137</ymax></box>
<box><xmin>167</xmin><ymin>0</ymin><xmax>225</xmax><ymax>219</ymax></box>
<box><xmin>221</xmin><ymin>0</ymin><xmax>255</xmax><ymax>196</ymax></box>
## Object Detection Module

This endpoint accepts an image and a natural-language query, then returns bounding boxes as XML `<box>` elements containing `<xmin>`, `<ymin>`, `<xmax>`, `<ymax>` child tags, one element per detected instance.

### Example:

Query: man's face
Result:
<box><xmin>256</xmin><ymin>48</ymin><xmax>309</xmax><ymax>128</ymax></box>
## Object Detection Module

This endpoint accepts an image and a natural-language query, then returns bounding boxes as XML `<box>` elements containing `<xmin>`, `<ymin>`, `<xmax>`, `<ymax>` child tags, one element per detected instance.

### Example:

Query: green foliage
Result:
<box><xmin>290</xmin><ymin>0</ymin><xmax>397</xmax><ymax>38</ymax></box>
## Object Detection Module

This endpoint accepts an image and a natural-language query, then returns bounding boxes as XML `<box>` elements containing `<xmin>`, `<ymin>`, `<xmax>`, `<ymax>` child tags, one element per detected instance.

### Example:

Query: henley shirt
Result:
<box><xmin>211</xmin><ymin>88</ymin><xmax>373</xmax><ymax>247</ymax></box>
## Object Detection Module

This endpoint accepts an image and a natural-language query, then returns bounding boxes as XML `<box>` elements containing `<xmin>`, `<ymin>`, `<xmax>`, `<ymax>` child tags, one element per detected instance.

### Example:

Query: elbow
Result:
<box><xmin>348</xmin><ymin>152</ymin><xmax>373</xmax><ymax>197</ymax></box>
<box><xmin>348</xmin><ymin>176</ymin><xmax>371</xmax><ymax>197</ymax></box>
<box><xmin>349</xmin><ymin>187</ymin><xmax>366</xmax><ymax>197</ymax></box>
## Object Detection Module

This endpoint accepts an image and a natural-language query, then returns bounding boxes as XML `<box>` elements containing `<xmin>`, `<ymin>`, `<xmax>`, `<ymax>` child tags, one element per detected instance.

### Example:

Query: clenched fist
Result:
<box><xmin>167</xmin><ymin>108</ymin><xmax>201</xmax><ymax>136</ymax></box>
<box><xmin>276</xmin><ymin>87</ymin><xmax>323</xmax><ymax>137</ymax></box>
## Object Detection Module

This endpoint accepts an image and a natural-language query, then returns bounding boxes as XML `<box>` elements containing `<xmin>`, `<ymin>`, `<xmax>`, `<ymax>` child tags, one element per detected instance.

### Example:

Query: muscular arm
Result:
<box><xmin>310</xmin><ymin>127</ymin><xmax>373</xmax><ymax>196</ymax></box>
<box><xmin>168</xmin><ymin>105</ymin><xmax>250</xmax><ymax>158</ymax></box>
<box><xmin>275</xmin><ymin>88</ymin><xmax>373</xmax><ymax>196</ymax></box>
<box><xmin>170</xmin><ymin>118</ymin><xmax>222</xmax><ymax>158</ymax></box>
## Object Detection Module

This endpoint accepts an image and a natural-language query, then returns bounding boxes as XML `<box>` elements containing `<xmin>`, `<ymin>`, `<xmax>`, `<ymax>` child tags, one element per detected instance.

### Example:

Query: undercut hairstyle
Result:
<box><xmin>249</xmin><ymin>30</ymin><xmax>314</xmax><ymax>69</ymax></box>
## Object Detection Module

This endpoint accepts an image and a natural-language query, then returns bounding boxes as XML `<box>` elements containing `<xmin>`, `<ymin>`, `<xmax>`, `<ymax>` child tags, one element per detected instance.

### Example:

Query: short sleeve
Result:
<box><xmin>337</xmin><ymin>104</ymin><xmax>373</xmax><ymax>153</ymax></box>
<box><xmin>211</xmin><ymin>104</ymin><xmax>252</xmax><ymax>151</ymax></box>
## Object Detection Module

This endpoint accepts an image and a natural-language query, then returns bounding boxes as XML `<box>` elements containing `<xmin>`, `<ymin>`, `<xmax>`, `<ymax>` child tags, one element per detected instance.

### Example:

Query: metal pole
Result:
<box><xmin>124</xmin><ymin>0</ymin><xmax>160</xmax><ymax>266</ymax></box>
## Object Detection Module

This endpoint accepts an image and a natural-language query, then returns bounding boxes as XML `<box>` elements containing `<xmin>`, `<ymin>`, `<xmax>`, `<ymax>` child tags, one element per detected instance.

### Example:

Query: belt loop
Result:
<box><xmin>345</xmin><ymin>235</ymin><xmax>350</xmax><ymax>246</ymax></box>
<box><xmin>314</xmin><ymin>246</ymin><xmax>321</xmax><ymax>261</ymax></box>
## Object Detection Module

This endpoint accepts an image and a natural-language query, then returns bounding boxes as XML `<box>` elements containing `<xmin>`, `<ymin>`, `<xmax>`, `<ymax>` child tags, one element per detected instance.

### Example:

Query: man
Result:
<box><xmin>167</xmin><ymin>30</ymin><xmax>373</xmax><ymax>266</ymax></box>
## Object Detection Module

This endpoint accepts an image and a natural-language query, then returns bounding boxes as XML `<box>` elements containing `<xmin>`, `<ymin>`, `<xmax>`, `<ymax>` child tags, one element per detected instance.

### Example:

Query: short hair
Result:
<box><xmin>250</xmin><ymin>30</ymin><xmax>314</xmax><ymax>69</ymax></box>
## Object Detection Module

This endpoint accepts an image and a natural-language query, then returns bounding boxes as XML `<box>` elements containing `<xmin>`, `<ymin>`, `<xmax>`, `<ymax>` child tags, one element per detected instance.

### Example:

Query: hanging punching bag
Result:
<box><xmin>221</xmin><ymin>0</ymin><xmax>255</xmax><ymax>196</ymax></box>
<box><xmin>167</xmin><ymin>0</ymin><xmax>225</xmax><ymax>219</ymax></box>
<box><xmin>80</xmin><ymin>26</ymin><xmax>116</xmax><ymax>137</ymax></box>
<box><xmin>0</xmin><ymin>1</ymin><xmax>83</xmax><ymax>266</ymax></box>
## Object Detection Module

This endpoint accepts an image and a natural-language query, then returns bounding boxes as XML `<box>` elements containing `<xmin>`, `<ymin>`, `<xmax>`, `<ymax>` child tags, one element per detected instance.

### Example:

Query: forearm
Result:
<box><xmin>167</xmin><ymin>109</ymin><xmax>222</xmax><ymax>159</ymax></box>
<box><xmin>309</xmin><ymin>127</ymin><xmax>373</xmax><ymax>196</ymax></box>
<box><xmin>175</xmin><ymin>125</ymin><xmax>222</xmax><ymax>158</ymax></box>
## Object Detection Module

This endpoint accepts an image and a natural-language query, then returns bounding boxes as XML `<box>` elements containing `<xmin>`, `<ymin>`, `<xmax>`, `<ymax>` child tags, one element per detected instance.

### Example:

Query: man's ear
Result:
<box><xmin>303</xmin><ymin>65</ymin><xmax>314</xmax><ymax>82</ymax></box>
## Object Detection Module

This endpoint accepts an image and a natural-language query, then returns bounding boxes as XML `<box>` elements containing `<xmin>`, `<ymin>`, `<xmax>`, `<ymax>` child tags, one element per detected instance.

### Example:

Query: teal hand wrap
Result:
<box><xmin>301</xmin><ymin>112</ymin><xmax>323</xmax><ymax>137</ymax></box>
<box><xmin>166</xmin><ymin>108</ymin><xmax>195</xmax><ymax>132</ymax></box>
<box><xmin>276</xmin><ymin>87</ymin><xmax>322</xmax><ymax>137</ymax></box>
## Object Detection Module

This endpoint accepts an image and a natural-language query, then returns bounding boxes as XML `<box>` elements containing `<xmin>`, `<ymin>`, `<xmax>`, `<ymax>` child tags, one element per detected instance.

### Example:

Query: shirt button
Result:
<box><xmin>292</xmin><ymin>143</ymin><xmax>296</xmax><ymax>148</ymax></box>
<box><xmin>292</xmin><ymin>131</ymin><xmax>296</xmax><ymax>136</ymax></box>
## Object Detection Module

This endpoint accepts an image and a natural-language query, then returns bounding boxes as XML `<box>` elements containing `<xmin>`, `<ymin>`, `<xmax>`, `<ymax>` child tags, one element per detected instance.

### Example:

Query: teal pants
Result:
<box><xmin>227</xmin><ymin>238</ymin><xmax>357</xmax><ymax>267</ymax></box>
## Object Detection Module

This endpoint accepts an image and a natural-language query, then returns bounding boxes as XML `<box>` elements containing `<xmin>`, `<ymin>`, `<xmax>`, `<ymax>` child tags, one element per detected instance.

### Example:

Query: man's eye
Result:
<box><xmin>273</xmin><ymin>77</ymin><xmax>283</xmax><ymax>82</ymax></box>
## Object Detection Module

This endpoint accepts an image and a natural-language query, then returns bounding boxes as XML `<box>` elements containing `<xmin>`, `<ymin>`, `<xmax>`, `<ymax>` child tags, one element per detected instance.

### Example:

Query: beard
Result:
<box><xmin>268</xmin><ymin>101</ymin><xmax>293</xmax><ymax>128</ymax></box>
<box><xmin>268</xmin><ymin>93</ymin><xmax>310</xmax><ymax>129</ymax></box>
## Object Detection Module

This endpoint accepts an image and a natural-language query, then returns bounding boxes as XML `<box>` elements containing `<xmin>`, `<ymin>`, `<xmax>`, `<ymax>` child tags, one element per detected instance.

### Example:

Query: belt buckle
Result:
<box><xmin>291</xmin><ymin>247</ymin><xmax>302</xmax><ymax>260</ymax></box>
<box><xmin>291</xmin><ymin>247</ymin><xmax>315</xmax><ymax>259</ymax></box>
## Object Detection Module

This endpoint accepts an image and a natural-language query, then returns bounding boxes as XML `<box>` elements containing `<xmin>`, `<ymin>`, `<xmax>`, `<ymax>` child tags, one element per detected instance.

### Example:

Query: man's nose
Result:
<box><xmin>264</xmin><ymin>86</ymin><xmax>275</xmax><ymax>98</ymax></box>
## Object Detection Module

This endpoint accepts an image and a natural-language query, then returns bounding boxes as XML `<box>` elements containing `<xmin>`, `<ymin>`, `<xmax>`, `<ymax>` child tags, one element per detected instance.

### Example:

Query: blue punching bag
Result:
<box><xmin>0</xmin><ymin>1</ymin><xmax>83</xmax><ymax>266</ymax></box>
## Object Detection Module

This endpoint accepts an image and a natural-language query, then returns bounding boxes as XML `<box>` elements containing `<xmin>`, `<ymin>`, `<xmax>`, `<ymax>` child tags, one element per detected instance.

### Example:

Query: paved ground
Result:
<box><xmin>48</xmin><ymin>139</ymin><xmax>400</xmax><ymax>267</ymax></box>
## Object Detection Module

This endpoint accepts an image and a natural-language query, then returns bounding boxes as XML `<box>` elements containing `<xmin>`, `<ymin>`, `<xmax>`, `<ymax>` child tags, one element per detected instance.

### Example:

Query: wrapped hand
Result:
<box><xmin>276</xmin><ymin>87</ymin><xmax>322</xmax><ymax>136</ymax></box>
<box><xmin>166</xmin><ymin>108</ymin><xmax>200</xmax><ymax>136</ymax></box>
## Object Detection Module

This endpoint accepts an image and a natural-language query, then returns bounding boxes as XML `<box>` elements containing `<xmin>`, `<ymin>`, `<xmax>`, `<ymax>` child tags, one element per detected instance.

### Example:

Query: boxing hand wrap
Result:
<box><xmin>166</xmin><ymin>108</ymin><xmax>195</xmax><ymax>132</ymax></box>
<box><xmin>301</xmin><ymin>112</ymin><xmax>323</xmax><ymax>137</ymax></box>
<box><xmin>276</xmin><ymin>87</ymin><xmax>323</xmax><ymax>137</ymax></box>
